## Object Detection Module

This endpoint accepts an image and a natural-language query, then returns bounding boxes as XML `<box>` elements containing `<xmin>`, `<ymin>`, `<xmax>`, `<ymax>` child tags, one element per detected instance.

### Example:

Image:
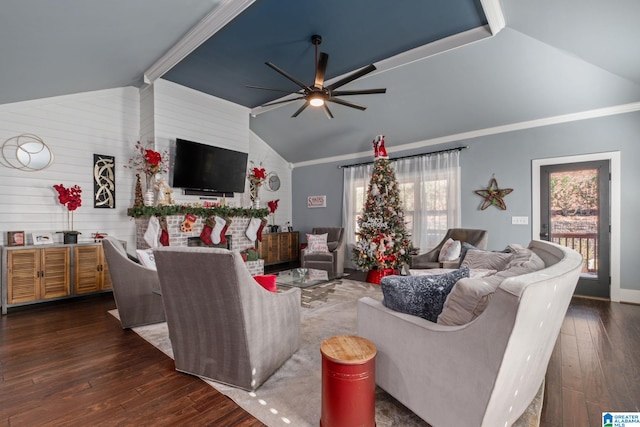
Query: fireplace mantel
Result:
<box><xmin>135</xmin><ymin>215</ymin><xmax>264</xmax><ymax>275</ymax></box>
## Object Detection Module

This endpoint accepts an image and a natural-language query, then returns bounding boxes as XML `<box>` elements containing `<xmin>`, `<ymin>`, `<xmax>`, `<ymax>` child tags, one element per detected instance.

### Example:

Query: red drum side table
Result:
<box><xmin>320</xmin><ymin>335</ymin><xmax>377</xmax><ymax>427</ymax></box>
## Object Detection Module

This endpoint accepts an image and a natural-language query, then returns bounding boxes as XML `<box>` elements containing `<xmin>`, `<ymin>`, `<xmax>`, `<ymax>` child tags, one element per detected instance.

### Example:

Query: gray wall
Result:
<box><xmin>292</xmin><ymin>111</ymin><xmax>640</xmax><ymax>292</ymax></box>
<box><xmin>292</xmin><ymin>163</ymin><xmax>345</xmax><ymax>240</ymax></box>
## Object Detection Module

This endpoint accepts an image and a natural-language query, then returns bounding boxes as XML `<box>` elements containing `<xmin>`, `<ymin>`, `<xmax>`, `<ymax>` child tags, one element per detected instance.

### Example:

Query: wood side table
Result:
<box><xmin>320</xmin><ymin>335</ymin><xmax>377</xmax><ymax>427</ymax></box>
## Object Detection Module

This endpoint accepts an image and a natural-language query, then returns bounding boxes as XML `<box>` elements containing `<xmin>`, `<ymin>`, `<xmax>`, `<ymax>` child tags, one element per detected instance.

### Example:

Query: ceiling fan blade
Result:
<box><xmin>331</xmin><ymin>88</ymin><xmax>386</xmax><ymax>96</ymax></box>
<box><xmin>265</xmin><ymin>62</ymin><xmax>310</xmax><ymax>90</ymax></box>
<box><xmin>291</xmin><ymin>101</ymin><xmax>310</xmax><ymax>118</ymax></box>
<box><xmin>326</xmin><ymin>64</ymin><xmax>377</xmax><ymax>91</ymax></box>
<box><xmin>327</xmin><ymin>97</ymin><xmax>367</xmax><ymax>111</ymax></box>
<box><xmin>314</xmin><ymin>52</ymin><xmax>328</xmax><ymax>89</ymax></box>
<box><xmin>261</xmin><ymin>96</ymin><xmax>305</xmax><ymax>107</ymax></box>
<box><xmin>322</xmin><ymin>104</ymin><xmax>334</xmax><ymax>119</ymax></box>
<box><xmin>246</xmin><ymin>85</ymin><xmax>303</xmax><ymax>94</ymax></box>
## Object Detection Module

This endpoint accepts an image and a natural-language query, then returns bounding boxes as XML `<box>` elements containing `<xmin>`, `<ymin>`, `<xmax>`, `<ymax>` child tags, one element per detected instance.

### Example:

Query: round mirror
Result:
<box><xmin>1</xmin><ymin>134</ymin><xmax>54</xmax><ymax>171</ymax></box>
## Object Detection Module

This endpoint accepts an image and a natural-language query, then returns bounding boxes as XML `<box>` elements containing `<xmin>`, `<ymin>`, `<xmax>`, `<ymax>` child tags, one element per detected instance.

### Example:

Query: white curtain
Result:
<box><xmin>393</xmin><ymin>150</ymin><xmax>461</xmax><ymax>253</ymax></box>
<box><xmin>342</xmin><ymin>150</ymin><xmax>461</xmax><ymax>265</ymax></box>
<box><xmin>342</xmin><ymin>163</ymin><xmax>373</xmax><ymax>268</ymax></box>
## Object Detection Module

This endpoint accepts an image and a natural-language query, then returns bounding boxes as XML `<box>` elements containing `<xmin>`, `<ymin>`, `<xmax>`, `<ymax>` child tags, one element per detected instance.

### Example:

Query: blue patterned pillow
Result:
<box><xmin>381</xmin><ymin>267</ymin><xmax>470</xmax><ymax>322</ymax></box>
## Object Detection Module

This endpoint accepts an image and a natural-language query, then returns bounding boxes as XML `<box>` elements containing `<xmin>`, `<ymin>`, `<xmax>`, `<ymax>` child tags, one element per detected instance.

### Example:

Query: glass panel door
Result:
<box><xmin>540</xmin><ymin>160</ymin><xmax>610</xmax><ymax>298</ymax></box>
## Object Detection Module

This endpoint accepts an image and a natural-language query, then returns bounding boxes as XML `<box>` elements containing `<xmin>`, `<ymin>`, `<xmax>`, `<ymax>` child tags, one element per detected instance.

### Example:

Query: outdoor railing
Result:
<box><xmin>550</xmin><ymin>232</ymin><xmax>598</xmax><ymax>273</ymax></box>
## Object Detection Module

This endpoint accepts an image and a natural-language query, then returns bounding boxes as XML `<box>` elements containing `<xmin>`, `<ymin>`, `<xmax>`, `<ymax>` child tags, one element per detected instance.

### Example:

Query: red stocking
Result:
<box><xmin>200</xmin><ymin>216</ymin><xmax>215</xmax><ymax>245</ymax></box>
<box><xmin>159</xmin><ymin>216</ymin><xmax>170</xmax><ymax>246</ymax></box>
<box><xmin>257</xmin><ymin>218</ymin><xmax>268</xmax><ymax>242</ymax></box>
<box><xmin>219</xmin><ymin>218</ymin><xmax>231</xmax><ymax>245</ymax></box>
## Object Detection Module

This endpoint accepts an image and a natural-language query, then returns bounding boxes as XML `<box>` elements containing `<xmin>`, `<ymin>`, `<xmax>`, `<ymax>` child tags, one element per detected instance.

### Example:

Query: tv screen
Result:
<box><xmin>170</xmin><ymin>138</ymin><xmax>248</xmax><ymax>193</ymax></box>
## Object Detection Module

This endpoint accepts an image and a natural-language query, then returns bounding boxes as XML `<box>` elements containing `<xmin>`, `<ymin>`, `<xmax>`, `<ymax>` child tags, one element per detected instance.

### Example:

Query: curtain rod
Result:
<box><xmin>338</xmin><ymin>145</ymin><xmax>469</xmax><ymax>169</ymax></box>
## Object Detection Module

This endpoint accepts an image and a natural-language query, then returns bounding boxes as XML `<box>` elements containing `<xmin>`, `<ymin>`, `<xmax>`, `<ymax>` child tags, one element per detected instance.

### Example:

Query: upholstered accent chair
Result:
<box><xmin>410</xmin><ymin>228</ymin><xmax>488</xmax><ymax>269</ymax></box>
<box><xmin>153</xmin><ymin>246</ymin><xmax>301</xmax><ymax>391</ymax></box>
<box><xmin>301</xmin><ymin>227</ymin><xmax>345</xmax><ymax>276</ymax></box>
<box><xmin>101</xmin><ymin>236</ymin><xmax>166</xmax><ymax>329</ymax></box>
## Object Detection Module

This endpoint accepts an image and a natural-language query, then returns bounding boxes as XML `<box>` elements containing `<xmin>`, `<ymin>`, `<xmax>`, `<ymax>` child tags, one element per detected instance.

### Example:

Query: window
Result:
<box><xmin>343</xmin><ymin>151</ymin><xmax>461</xmax><ymax>267</ymax></box>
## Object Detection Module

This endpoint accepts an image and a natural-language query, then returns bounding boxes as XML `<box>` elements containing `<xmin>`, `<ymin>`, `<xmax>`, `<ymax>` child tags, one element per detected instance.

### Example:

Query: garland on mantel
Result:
<box><xmin>127</xmin><ymin>205</ymin><xmax>268</xmax><ymax>219</ymax></box>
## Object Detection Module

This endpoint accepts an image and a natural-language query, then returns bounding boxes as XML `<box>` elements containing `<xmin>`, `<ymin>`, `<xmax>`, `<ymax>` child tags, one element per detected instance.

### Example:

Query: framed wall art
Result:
<box><xmin>307</xmin><ymin>195</ymin><xmax>326</xmax><ymax>208</ymax></box>
<box><xmin>93</xmin><ymin>154</ymin><xmax>115</xmax><ymax>208</ymax></box>
<box><xmin>32</xmin><ymin>232</ymin><xmax>54</xmax><ymax>245</ymax></box>
<box><xmin>7</xmin><ymin>231</ymin><xmax>25</xmax><ymax>246</ymax></box>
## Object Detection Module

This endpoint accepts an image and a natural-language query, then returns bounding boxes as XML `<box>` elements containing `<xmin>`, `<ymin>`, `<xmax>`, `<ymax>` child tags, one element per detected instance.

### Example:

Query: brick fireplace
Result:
<box><xmin>135</xmin><ymin>216</ymin><xmax>264</xmax><ymax>275</ymax></box>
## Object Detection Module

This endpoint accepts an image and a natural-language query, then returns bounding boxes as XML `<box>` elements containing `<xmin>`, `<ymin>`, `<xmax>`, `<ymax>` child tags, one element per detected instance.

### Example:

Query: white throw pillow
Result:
<box><xmin>306</xmin><ymin>233</ymin><xmax>329</xmax><ymax>253</ymax></box>
<box><xmin>438</xmin><ymin>238</ymin><xmax>461</xmax><ymax>262</ymax></box>
<box><xmin>136</xmin><ymin>249</ymin><xmax>157</xmax><ymax>270</ymax></box>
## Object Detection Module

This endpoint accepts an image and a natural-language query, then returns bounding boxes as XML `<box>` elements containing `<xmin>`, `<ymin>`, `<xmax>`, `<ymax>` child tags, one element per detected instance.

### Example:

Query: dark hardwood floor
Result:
<box><xmin>0</xmin><ymin>295</ymin><xmax>265</xmax><ymax>427</ymax></box>
<box><xmin>1</xmin><ymin>289</ymin><xmax>638</xmax><ymax>426</ymax></box>
<box><xmin>541</xmin><ymin>297</ymin><xmax>640</xmax><ymax>427</ymax></box>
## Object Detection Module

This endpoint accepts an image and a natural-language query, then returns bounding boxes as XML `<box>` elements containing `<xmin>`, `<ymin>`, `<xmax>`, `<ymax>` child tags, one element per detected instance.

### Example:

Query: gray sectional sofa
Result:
<box><xmin>357</xmin><ymin>240</ymin><xmax>582</xmax><ymax>427</ymax></box>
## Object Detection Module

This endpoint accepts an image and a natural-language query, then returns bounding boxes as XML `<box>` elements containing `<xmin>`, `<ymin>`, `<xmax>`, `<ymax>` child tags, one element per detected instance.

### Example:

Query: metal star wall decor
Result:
<box><xmin>475</xmin><ymin>176</ymin><xmax>513</xmax><ymax>210</ymax></box>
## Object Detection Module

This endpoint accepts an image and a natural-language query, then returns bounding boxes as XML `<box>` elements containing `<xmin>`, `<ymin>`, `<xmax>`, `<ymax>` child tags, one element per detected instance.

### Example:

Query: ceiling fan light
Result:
<box><xmin>309</xmin><ymin>96</ymin><xmax>324</xmax><ymax>107</ymax></box>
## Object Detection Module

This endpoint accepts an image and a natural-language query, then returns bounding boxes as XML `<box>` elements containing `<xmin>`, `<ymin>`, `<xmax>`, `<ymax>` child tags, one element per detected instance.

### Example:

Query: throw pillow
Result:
<box><xmin>253</xmin><ymin>274</ymin><xmax>277</xmax><ymax>293</ymax></box>
<box><xmin>438</xmin><ymin>238</ymin><xmax>461</xmax><ymax>262</ymax></box>
<box><xmin>381</xmin><ymin>267</ymin><xmax>470</xmax><ymax>322</ymax></box>
<box><xmin>457</xmin><ymin>242</ymin><xmax>479</xmax><ymax>267</ymax></box>
<box><xmin>136</xmin><ymin>249</ymin><xmax>157</xmax><ymax>270</ymax></box>
<box><xmin>306</xmin><ymin>233</ymin><xmax>329</xmax><ymax>253</ymax></box>
<box><xmin>460</xmin><ymin>249</ymin><xmax>513</xmax><ymax>271</ymax></box>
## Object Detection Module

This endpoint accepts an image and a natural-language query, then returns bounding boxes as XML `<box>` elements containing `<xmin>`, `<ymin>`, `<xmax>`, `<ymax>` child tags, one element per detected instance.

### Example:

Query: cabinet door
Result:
<box><xmin>267</xmin><ymin>234</ymin><xmax>280</xmax><ymax>264</ymax></box>
<box><xmin>289</xmin><ymin>232</ymin><xmax>299</xmax><ymax>261</ymax></box>
<box><xmin>278</xmin><ymin>233</ymin><xmax>291</xmax><ymax>262</ymax></box>
<box><xmin>7</xmin><ymin>249</ymin><xmax>39</xmax><ymax>304</ymax></box>
<box><xmin>257</xmin><ymin>236</ymin><xmax>269</xmax><ymax>261</ymax></box>
<box><xmin>41</xmin><ymin>247</ymin><xmax>70</xmax><ymax>299</ymax></box>
<box><xmin>74</xmin><ymin>246</ymin><xmax>101</xmax><ymax>294</ymax></box>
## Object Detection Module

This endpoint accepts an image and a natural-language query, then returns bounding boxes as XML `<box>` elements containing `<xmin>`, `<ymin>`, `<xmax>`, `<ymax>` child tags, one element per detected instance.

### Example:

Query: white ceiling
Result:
<box><xmin>1</xmin><ymin>0</ymin><xmax>639</xmax><ymax>165</ymax></box>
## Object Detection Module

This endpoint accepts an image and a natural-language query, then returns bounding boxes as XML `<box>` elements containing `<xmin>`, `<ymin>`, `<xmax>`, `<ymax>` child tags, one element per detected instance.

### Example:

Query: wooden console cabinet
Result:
<box><xmin>257</xmin><ymin>231</ymin><xmax>299</xmax><ymax>266</ymax></box>
<box><xmin>2</xmin><ymin>242</ymin><xmax>114</xmax><ymax>314</ymax></box>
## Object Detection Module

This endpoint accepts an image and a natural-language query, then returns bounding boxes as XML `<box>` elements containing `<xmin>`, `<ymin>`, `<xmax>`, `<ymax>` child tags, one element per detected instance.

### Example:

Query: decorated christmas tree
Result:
<box><xmin>353</xmin><ymin>135</ymin><xmax>416</xmax><ymax>274</ymax></box>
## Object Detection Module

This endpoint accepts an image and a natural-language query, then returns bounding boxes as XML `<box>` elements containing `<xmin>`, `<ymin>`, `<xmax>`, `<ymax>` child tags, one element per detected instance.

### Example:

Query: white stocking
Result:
<box><xmin>144</xmin><ymin>216</ymin><xmax>160</xmax><ymax>248</ymax></box>
<box><xmin>245</xmin><ymin>217</ymin><xmax>262</xmax><ymax>242</ymax></box>
<box><xmin>211</xmin><ymin>216</ymin><xmax>226</xmax><ymax>245</ymax></box>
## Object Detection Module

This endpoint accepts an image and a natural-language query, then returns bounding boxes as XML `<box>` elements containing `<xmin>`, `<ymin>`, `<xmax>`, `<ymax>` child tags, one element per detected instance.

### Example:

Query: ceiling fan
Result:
<box><xmin>247</xmin><ymin>35</ymin><xmax>386</xmax><ymax>119</ymax></box>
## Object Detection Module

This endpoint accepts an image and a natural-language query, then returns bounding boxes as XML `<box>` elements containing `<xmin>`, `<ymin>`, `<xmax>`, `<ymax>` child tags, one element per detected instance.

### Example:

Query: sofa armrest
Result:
<box><xmin>357</xmin><ymin>295</ymin><xmax>517</xmax><ymax>426</ymax></box>
<box><xmin>409</xmin><ymin>247</ymin><xmax>440</xmax><ymax>268</ymax></box>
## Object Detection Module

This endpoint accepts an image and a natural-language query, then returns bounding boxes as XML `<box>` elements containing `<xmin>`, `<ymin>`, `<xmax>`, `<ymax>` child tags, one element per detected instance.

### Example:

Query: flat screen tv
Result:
<box><xmin>170</xmin><ymin>138</ymin><xmax>248</xmax><ymax>194</ymax></box>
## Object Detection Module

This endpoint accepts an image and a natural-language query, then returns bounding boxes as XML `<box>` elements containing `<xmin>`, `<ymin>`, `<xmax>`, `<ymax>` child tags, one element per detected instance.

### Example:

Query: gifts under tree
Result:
<box><xmin>353</xmin><ymin>135</ymin><xmax>416</xmax><ymax>272</ymax></box>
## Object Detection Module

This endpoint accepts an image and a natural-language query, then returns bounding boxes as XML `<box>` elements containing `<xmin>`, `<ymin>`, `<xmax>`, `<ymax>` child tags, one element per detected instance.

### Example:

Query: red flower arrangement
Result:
<box><xmin>53</xmin><ymin>184</ymin><xmax>82</xmax><ymax>231</ymax></box>
<box><xmin>126</xmin><ymin>141</ymin><xmax>168</xmax><ymax>180</ymax></box>
<box><xmin>267</xmin><ymin>199</ymin><xmax>279</xmax><ymax>226</ymax></box>
<box><xmin>267</xmin><ymin>199</ymin><xmax>279</xmax><ymax>214</ymax></box>
<box><xmin>248</xmin><ymin>164</ymin><xmax>267</xmax><ymax>187</ymax></box>
<box><xmin>247</xmin><ymin>161</ymin><xmax>267</xmax><ymax>205</ymax></box>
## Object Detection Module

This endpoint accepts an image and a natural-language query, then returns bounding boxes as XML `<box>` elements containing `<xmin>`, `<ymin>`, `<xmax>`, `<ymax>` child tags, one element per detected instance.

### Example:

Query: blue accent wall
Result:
<box><xmin>292</xmin><ymin>111</ymin><xmax>640</xmax><ymax>292</ymax></box>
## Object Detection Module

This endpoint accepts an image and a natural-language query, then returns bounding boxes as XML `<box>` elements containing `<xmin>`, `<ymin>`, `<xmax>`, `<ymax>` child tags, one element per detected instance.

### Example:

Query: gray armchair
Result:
<box><xmin>101</xmin><ymin>236</ymin><xmax>166</xmax><ymax>328</ymax></box>
<box><xmin>153</xmin><ymin>246</ymin><xmax>301</xmax><ymax>391</ymax></box>
<box><xmin>410</xmin><ymin>228</ymin><xmax>488</xmax><ymax>269</ymax></box>
<box><xmin>301</xmin><ymin>227</ymin><xmax>345</xmax><ymax>276</ymax></box>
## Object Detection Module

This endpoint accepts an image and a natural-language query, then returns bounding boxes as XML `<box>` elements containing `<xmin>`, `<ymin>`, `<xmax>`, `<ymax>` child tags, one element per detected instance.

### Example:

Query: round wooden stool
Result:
<box><xmin>320</xmin><ymin>335</ymin><xmax>377</xmax><ymax>427</ymax></box>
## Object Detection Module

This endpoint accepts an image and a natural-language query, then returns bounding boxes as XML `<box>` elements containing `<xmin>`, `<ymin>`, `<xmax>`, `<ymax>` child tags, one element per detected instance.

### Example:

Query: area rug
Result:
<box><xmin>111</xmin><ymin>279</ymin><xmax>542</xmax><ymax>426</ymax></box>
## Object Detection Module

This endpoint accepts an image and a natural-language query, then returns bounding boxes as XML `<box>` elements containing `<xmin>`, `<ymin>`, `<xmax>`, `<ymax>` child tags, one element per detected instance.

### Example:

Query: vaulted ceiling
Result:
<box><xmin>2</xmin><ymin>0</ymin><xmax>639</xmax><ymax>165</ymax></box>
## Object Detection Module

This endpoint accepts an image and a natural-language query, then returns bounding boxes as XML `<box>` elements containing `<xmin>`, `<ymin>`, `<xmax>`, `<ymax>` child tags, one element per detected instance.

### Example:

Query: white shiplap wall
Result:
<box><xmin>0</xmin><ymin>80</ymin><xmax>293</xmax><ymax>248</ymax></box>
<box><xmin>147</xmin><ymin>79</ymin><xmax>293</xmax><ymax>227</ymax></box>
<box><xmin>0</xmin><ymin>87</ymin><xmax>140</xmax><ymax>247</ymax></box>
<box><xmin>249</xmin><ymin>130</ymin><xmax>293</xmax><ymax>228</ymax></box>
